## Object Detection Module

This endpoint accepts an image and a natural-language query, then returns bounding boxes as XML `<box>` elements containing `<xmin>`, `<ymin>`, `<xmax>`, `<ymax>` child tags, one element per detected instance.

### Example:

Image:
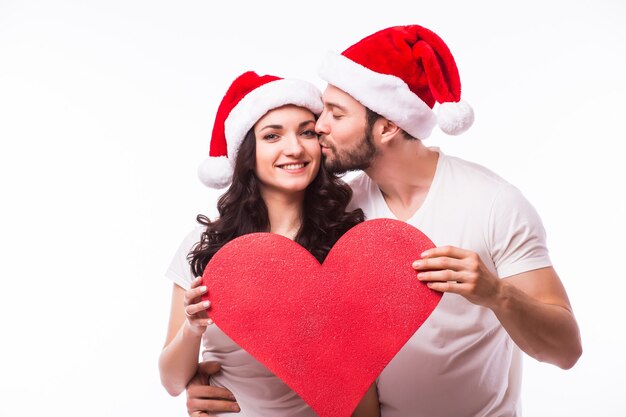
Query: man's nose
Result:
<box><xmin>315</xmin><ymin>111</ymin><xmax>329</xmax><ymax>136</ymax></box>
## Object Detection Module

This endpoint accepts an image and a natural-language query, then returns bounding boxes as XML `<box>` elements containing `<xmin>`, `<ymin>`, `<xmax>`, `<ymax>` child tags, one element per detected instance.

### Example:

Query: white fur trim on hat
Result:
<box><xmin>437</xmin><ymin>100</ymin><xmax>474</xmax><ymax>135</ymax></box>
<box><xmin>318</xmin><ymin>51</ymin><xmax>437</xmax><ymax>140</ymax></box>
<box><xmin>198</xmin><ymin>155</ymin><xmax>233</xmax><ymax>189</ymax></box>
<box><xmin>224</xmin><ymin>79</ymin><xmax>323</xmax><ymax>164</ymax></box>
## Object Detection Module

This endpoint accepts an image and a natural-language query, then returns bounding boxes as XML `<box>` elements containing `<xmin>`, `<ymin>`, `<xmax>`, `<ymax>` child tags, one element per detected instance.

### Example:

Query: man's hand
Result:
<box><xmin>187</xmin><ymin>361</ymin><xmax>240</xmax><ymax>416</ymax></box>
<box><xmin>413</xmin><ymin>245</ymin><xmax>582</xmax><ymax>369</ymax></box>
<box><xmin>413</xmin><ymin>246</ymin><xmax>501</xmax><ymax>308</ymax></box>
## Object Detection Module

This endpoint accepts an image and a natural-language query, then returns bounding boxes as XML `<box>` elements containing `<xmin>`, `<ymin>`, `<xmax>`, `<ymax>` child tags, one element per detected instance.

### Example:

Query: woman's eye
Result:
<box><xmin>301</xmin><ymin>130</ymin><xmax>318</xmax><ymax>138</ymax></box>
<box><xmin>263</xmin><ymin>133</ymin><xmax>279</xmax><ymax>141</ymax></box>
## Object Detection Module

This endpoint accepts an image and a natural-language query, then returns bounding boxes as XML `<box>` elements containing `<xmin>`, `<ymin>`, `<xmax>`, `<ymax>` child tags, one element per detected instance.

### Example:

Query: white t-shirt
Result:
<box><xmin>347</xmin><ymin>149</ymin><xmax>551</xmax><ymax>417</ymax></box>
<box><xmin>166</xmin><ymin>228</ymin><xmax>317</xmax><ymax>417</ymax></box>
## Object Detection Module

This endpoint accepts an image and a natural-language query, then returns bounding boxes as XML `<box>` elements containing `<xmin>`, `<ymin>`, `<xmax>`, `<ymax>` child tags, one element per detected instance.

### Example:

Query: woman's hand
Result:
<box><xmin>184</xmin><ymin>277</ymin><xmax>213</xmax><ymax>336</ymax></box>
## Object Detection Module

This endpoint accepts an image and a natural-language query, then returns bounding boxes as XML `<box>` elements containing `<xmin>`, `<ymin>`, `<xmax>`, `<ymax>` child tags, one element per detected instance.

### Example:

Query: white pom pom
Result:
<box><xmin>437</xmin><ymin>100</ymin><xmax>474</xmax><ymax>135</ymax></box>
<box><xmin>197</xmin><ymin>156</ymin><xmax>233</xmax><ymax>189</ymax></box>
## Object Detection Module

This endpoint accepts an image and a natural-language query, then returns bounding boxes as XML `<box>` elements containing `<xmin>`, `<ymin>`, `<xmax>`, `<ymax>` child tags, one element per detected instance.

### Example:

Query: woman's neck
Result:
<box><xmin>261</xmin><ymin>188</ymin><xmax>305</xmax><ymax>240</ymax></box>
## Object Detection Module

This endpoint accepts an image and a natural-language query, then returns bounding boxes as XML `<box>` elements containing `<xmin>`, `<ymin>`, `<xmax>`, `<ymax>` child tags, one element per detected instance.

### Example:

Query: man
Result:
<box><xmin>186</xmin><ymin>25</ymin><xmax>582</xmax><ymax>416</ymax></box>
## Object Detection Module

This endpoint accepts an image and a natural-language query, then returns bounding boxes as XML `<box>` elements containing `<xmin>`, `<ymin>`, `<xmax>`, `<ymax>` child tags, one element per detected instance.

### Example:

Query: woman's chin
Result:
<box><xmin>260</xmin><ymin>180</ymin><xmax>311</xmax><ymax>196</ymax></box>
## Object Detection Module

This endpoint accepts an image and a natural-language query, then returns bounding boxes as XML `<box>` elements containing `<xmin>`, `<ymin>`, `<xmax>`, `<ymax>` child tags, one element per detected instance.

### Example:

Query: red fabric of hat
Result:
<box><xmin>319</xmin><ymin>25</ymin><xmax>473</xmax><ymax>139</ymax></box>
<box><xmin>198</xmin><ymin>71</ymin><xmax>323</xmax><ymax>189</ymax></box>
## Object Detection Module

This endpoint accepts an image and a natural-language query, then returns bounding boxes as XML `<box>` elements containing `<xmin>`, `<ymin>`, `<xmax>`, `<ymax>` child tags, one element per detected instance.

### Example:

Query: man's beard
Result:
<box><xmin>321</xmin><ymin>127</ymin><xmax>377</xmax><ymax>175</ymax></box>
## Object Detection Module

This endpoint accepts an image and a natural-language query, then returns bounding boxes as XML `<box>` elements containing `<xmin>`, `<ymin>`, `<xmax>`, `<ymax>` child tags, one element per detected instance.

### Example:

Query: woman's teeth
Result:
<box><xmin>280</xmin><ymin>163</ymin><xmax>305</xmax><ymax>170</ymax></box>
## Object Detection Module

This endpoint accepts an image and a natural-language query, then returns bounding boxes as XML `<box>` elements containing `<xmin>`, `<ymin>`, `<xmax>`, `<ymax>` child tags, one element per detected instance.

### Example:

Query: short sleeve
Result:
<box><xmin>346</xmin><ymin>172</ymin><xmax>374</xmax><ymax>214</ymax></box>
<box><xmin>488</xmin><ymin>184</ymin><xmax>552</xmax><ymax>278</ymax></box>
<box><xmin>165</xmin><ymin>226</ymin><xmax>204</xmax><ymax>290</ymax></box>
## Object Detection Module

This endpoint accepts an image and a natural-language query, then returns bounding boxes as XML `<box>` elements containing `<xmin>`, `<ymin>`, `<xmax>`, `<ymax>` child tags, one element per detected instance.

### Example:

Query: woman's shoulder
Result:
<box><xmin>177</xmin><ymin>224</ymin><xmax>206</xmax><ymax>250</ymax></box>
<box><xmin>346</xmin><ymin>171</ymin><xmax>373</xmax><ymax>211</ymax></box>
<box><xmin>165</xmin><ymin>225</ymin><xmax>206</xmax><ymax>288</ymax></box>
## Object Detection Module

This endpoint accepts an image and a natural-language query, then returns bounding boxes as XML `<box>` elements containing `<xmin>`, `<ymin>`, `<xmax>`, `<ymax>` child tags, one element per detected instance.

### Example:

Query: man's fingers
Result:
<box><xmin>190</xmin><ymin>412</ymin><xmax>211</xmax><ymax>417</ymax></box>
<box><xmin>197</xmin><ymin>361</ymin><xmax>222</xmax><ymax>375</ymax></box>
<box><xmin>197</xmin><ymin>361</ymin><xmax>221</xmax><ymax>375</ymax></box>
<box><xmin>187</xmin><ymin>384</ymin><xmax>236</xmax><ymax>401</ymax></box>
<box><xmin>420</xmin><ymin>245</ymin><xmax>469</xmax><ymax>259</ymax></box>
<box><xmin>417</xmin><ymin>269</ymin><xmax>457</xmax><ymax>282</ymax></box>
<box><xmin>425</xmin><ymin>281</ymin><xmax>463</xmax><ymax>294</ymax></box>
<box><xmin>190</xmin><ymin>411</ymin><xmax>222</xmax><ymax>417</ymax></box>
<box><xmin>413</xmin><ymin>256</ymin><xmax>464</xmax><ymax>273</ymax></box>
<box><xmin>186</xmin><ymin>366</ymin><xmax>239</xmax><ymax>415</ymax></box>
<box><xmin>187</xmin><ymin>397</ymin><xmax>240</xmax><ymax>413</ymax></box>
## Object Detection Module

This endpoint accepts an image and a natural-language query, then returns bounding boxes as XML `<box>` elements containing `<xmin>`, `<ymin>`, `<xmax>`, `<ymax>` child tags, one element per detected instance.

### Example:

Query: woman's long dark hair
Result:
<box><xmin>189</xmin><ymin>128</ymin><xmax>364</xmax><ymax>277</ymax></box>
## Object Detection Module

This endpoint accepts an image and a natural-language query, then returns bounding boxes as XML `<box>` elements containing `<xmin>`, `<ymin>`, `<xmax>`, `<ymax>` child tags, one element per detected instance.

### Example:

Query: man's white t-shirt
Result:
<box><xmin>347</xmin><ymin>149</ymin><xmax>552</xmax><ymax>417</ymax></box>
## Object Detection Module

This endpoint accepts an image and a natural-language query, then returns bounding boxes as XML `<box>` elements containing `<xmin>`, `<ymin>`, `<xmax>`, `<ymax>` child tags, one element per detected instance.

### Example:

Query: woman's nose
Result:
<box><xmin>283</xmin><ymin>134</ymin><xmax>304</xmax><ymax>156</ymax></box>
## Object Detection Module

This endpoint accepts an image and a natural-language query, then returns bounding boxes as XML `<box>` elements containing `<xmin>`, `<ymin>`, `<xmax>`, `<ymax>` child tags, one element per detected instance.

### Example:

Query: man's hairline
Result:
<box><xmin>324</xmin><ymin>83</ymin><xmax>417</xmax><ymax>140</ymax></box>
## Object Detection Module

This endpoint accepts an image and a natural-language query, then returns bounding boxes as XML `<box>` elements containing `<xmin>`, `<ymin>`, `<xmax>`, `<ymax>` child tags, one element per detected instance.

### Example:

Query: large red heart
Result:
<box><xmin>201</xmin><ymin>218</ymin><xmax>441</xmax><ymax>417</ymax></box>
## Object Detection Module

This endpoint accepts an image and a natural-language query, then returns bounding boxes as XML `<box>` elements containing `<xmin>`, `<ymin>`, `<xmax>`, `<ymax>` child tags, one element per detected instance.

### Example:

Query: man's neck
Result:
<box><xmin>365</xmin><ymin>141</ymin><xmax>439</xmax><ymax>221</ymax></box>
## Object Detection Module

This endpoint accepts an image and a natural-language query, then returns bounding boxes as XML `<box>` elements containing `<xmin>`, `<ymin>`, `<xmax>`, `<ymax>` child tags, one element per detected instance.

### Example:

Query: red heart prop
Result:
<box><xmin>201</xmin><ymin>218</ymin><xmax>441</xmax><ymax>417</ymax></box>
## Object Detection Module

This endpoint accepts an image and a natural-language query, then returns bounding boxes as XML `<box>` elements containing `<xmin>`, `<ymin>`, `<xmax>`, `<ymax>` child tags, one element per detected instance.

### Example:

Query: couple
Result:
<box><xmin>160</xmin><ymin>25</ymin><xmax>582</xmax><ymax>417</ymax></box>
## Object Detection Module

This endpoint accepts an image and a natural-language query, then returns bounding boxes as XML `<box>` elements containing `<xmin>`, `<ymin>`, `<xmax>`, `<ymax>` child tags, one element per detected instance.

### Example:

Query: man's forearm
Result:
<box><xmin>492</xmin><ymin>281</ymin><xmax>582</xmax><ymax>369</ymax></box>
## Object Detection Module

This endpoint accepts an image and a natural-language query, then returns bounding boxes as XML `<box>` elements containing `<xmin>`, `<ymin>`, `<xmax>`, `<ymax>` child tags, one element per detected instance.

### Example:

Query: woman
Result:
<box><xmin>159</xmin><ymin>71</ymin><xmax>379</xmax><ymax>417</ymax></box>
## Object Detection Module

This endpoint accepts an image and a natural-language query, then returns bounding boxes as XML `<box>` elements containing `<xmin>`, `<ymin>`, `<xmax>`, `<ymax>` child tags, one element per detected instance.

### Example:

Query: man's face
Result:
<box><xmin>315</xmin><ymin>85</ymin><xmax>377</xmax><ymax>175</ymax></box>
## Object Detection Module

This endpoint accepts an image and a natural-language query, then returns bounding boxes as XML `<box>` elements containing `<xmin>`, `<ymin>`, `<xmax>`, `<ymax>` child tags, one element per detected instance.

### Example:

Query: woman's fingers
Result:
<box><xmin>185</xmin><ymin>283</ymin><xmax>209</xmax><ymax>304</ymax></box>
<box><xmin>186</xmin><ymin>300</ymin><xmax>211</xmax><ymax>316</ymax></box>
<box><xmin>184</xmin><ymin>277</ymin><xmax>212</xmax><ymax>325</ymax></box>
<box><xmin>190</xmin><ymin>276</ymin><xmax>203</xmax><ymax>288</ymax></box>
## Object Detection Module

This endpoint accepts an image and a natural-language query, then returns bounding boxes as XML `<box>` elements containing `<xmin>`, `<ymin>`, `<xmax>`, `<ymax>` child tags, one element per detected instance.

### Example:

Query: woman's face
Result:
<box><xmin>253</xmin><ymin>105</ymin><xmax>321</xmax><ymax>197</ymax></box>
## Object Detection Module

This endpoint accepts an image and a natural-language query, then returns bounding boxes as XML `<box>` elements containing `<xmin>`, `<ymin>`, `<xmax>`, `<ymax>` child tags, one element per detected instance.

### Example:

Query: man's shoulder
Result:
<box><xmin>440</xmin><ymin>152</ymin><xmax>540</xmax><ymax>220</ymax></box>
<box><xmin>437</xmin><ymin>152</ymin><xmax>522</xmax><ymax>199</ymax></box>
<box><xmin>442</xmin><ymin>152</ymin><xmax>508</xmax><ymax>184</ymax></box>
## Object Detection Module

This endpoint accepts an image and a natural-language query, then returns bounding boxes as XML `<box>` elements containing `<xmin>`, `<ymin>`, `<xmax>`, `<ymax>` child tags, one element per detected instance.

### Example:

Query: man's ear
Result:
<box><xmin>377</xmin><ymin>118</ymin><xmax>402</xmax><ymax>144</ymax></box>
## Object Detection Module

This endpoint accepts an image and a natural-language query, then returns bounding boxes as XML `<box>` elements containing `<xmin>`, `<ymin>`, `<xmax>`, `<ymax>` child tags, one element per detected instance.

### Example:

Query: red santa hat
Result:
<box><xmin>198</xmin><ymin>71</ymin><xmax>323</xmax><ymax>188</ymax></box>
<box><xmin>318</xmin><ymin>25</ymin><xmax>474</xmax><ymax>139</ymax></box>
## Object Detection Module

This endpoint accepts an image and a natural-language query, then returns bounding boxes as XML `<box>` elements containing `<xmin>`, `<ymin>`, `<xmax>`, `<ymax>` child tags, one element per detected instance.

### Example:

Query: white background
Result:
<box><xmin>1</xmin><ymin>0</ymin><xmax>625</xmax><ymax>416</ymax></box>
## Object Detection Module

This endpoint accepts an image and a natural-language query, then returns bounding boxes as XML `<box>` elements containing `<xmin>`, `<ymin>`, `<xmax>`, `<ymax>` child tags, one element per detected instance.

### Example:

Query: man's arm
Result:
<box><xmin>414</xmin><ymin>246</ymin><xmax>582</xmax><ymax>369</ymax></box>
<box><xmin>186</xmin><ymin>361</ymin><xmax>240</xmax><ymax>416</ymax></box>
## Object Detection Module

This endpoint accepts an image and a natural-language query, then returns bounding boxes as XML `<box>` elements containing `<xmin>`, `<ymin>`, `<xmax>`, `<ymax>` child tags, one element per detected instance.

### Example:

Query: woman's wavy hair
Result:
<box><xmin>189</xmin><ymin>127</ymin><xmax>365</xmax><ymax>277</ymax></box>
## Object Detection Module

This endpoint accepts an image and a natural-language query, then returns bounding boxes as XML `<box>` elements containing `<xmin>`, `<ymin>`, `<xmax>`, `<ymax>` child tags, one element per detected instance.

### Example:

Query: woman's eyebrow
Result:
<box><xmin>259</xmin><ymin>119</ymin><xmax>315</xmax><ymax>131</ymax></box>
<box><xmin>258</xmin><ymin>124</ymin><xmax>283</xmax><ymax>131</ymax></box>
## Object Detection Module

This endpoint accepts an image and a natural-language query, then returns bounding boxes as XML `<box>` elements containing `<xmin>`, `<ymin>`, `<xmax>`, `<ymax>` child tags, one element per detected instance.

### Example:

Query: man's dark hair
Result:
<box><xmin>365</xmin><ymin>108</ymin><xmax>418</xmax><ymax>140</ymax></box>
